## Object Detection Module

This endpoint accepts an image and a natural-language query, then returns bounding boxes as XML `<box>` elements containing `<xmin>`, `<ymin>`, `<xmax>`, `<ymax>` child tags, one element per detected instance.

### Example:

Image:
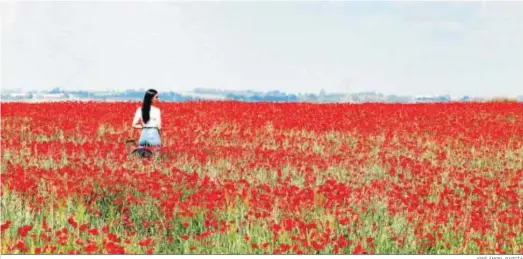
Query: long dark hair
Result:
<box><xmin>142</xmin><ymin>89</ymin><xmax>158</xmax><ymax>124</ymax></box>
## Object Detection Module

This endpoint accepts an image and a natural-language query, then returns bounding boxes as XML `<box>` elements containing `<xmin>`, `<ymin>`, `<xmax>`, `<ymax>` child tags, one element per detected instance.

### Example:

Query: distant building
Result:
<box><xmin>33</xmin><ymin>93</ymin><xmax>67</xmax><ymax>99</ymax></box>
<box><xmin>10</xmin><ymin>93</ymin><xmax>31</xmax><ymax>98</ymax></box>
<box><xmin>68</xmin><ymin>94</ymin><xmax>81</xmax><ymax>100</ymax></box>
<box><xmin>90</xmin><ymin>92</ymin><xmax>115</xmax><ymax>97</ymax></box>
<box><xmin>414</xmin><ymin>95</ymin><xmax>451</xmax><ymax>102</ymax></box>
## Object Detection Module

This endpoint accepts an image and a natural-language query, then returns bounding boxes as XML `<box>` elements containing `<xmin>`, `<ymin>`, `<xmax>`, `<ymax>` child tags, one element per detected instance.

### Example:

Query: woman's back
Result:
<box><xmin>133</xmin><ymin>105</ymin><xmax>161</xmax><ymax>129</ymax></box>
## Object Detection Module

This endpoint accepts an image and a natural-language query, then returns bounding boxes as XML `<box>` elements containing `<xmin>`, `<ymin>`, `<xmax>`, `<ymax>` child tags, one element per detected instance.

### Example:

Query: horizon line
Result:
<box><xmin>3</xmin><ymin>87</ymin><xmax>522</xmax><ymax>99</ymax></box>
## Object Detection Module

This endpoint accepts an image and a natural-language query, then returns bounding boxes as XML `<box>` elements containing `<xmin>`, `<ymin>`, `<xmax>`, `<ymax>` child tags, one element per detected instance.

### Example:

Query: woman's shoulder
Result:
<box><xmin>151</xmin><ymin>106</ymin><xmax>161</xmax><ymax>111</ymax></box>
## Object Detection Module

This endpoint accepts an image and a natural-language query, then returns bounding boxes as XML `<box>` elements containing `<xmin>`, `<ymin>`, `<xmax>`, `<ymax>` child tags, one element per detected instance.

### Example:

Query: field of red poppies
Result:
<box><xmin>1</xmin><ymin>101</ymin><xmax>522</xmax><ymax>254</ymax></box>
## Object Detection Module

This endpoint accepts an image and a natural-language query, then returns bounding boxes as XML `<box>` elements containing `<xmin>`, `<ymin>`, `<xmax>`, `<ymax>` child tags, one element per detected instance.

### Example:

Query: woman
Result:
<box><xmin>132</xmin><ymin>89</ymin><xmax>162</xmax><ymax>147</ymax></box>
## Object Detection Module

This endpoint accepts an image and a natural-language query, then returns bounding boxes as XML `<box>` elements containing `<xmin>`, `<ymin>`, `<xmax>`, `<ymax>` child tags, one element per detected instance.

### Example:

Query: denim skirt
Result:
<box><xmin>138</xmin><ymin>128</ymin><xmax>161</xmax><ymax>146</ymax></box>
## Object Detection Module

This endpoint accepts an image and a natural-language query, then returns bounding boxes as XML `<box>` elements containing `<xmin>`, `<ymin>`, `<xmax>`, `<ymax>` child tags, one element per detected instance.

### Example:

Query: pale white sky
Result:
<box><xmin>1</xmin><ymin>1</ymin><xmax>522</xmax><ymax>97</ymax></box>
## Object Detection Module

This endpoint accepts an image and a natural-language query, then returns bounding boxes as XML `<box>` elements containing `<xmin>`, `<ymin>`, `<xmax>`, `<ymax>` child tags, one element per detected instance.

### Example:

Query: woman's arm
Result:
<box><xmin>132</xmin><ymin>108</ymin><xmax>143</xmax><ymax>128</ymax></box>
<box><xmin>157</xmin><ymin>109</ymin><xmax>162</xmax><ymax>130</ymax></box>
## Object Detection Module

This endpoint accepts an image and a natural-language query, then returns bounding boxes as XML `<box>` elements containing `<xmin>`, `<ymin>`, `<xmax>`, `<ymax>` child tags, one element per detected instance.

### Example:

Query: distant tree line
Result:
<box><xmin>3</xmin><ymin>87</ymin><xmax>522</xmax><ymax>103</ymax></box>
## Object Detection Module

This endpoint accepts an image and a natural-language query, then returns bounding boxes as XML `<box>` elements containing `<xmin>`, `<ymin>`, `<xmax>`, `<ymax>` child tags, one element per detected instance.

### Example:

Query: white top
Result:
<box><xmin>132</xmin><ymin>106</ymin><xmax>161</xmax><ymax>129</ymax></box>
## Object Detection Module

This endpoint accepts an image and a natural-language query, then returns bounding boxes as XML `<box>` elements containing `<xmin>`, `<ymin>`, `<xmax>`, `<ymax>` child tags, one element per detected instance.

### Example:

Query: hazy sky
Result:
<box><xmin>1</xmin><ymin>1</ymin><xmax>522</xmax><ymax>97</ymax></box>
